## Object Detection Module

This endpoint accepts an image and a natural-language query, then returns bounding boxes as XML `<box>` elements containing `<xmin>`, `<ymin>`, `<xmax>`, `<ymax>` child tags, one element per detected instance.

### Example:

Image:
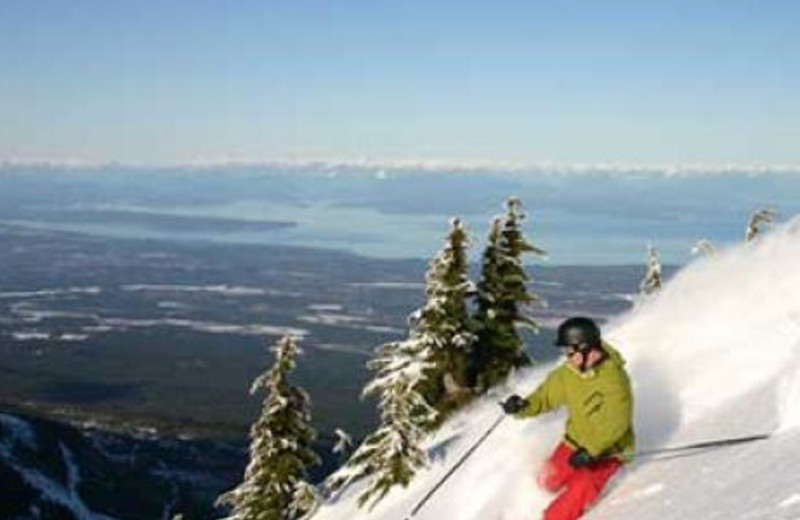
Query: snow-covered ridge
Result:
<box><xmin>314</xmin><ymin>216</ymin><xmax>800</xmax><ymax>520</ymax></box>
<box><xmin>4</xmin><ymin>158</ymin><xmax>800</xmax><ymax>177</ymax></box>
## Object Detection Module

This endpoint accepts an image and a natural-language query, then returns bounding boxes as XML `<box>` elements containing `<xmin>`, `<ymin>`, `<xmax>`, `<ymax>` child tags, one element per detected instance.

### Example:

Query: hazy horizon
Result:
<box><xmin>1</xmin><ymin>164</ymin><xmax>797</xmax><ymax>265</ymax></box>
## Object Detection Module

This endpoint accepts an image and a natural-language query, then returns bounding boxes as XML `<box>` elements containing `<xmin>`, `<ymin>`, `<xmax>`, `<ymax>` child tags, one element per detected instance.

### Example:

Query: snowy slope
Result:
<box><xmin>0</xmin><ymin>411</ymin><xmax>244</xmax><ymax>519</ymax></box>
<box><xmin>314</xmin><ymin>216</ymin><xmax>800</xmax><ymax>520</ymax></box>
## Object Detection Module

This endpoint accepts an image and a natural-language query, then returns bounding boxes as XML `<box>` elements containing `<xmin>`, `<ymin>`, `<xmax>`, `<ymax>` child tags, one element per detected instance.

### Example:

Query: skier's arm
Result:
<box><xmin>516</xmin><ymin>370</ymin><xmax>565</xmax><ymax>418</ymax></box>
<box><xmin>582</xmin><ymin>372</ymin><xmax>634</xmax><ymax>457</ymax></box>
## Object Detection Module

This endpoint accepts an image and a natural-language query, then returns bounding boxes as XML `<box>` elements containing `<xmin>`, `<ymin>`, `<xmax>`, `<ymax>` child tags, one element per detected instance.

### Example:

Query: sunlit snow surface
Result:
<box><xmin>314</xmin><ymin>216</ymin><xmax>800</xmax><ymax>520</ymax></box>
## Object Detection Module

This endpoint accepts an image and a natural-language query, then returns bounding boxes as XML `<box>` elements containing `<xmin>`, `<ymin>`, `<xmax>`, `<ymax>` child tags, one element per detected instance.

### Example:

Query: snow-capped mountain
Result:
<box><xmin>314</xmin><ymin>216</ymin><xmax>800</xmax><ymax>520</ymax></box>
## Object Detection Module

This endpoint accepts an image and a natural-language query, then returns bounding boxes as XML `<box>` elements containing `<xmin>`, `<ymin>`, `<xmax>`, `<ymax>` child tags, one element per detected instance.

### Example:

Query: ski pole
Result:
<box><xmin>405</xmin><ymin>413</ymin><xmax>506</xmax><ymax>519</ymax></box>
<box><xmin>627</xmin><ymin>432</ymin><xmax>772</xmax><ymax>460</ymax></box>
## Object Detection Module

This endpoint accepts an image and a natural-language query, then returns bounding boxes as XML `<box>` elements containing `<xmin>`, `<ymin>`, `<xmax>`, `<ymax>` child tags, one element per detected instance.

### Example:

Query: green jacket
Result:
<box><xmin>516</xmin><ymin>342</ymin><xmax>635</xmax><ymax>461</ymax></box>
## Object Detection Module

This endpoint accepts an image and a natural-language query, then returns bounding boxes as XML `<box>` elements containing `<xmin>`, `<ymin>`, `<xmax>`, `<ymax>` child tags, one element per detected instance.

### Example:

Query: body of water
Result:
<box><xmin>7</xmin><ymin>199</ymin><xmax>761</xmax><ymax>265</ymax></box>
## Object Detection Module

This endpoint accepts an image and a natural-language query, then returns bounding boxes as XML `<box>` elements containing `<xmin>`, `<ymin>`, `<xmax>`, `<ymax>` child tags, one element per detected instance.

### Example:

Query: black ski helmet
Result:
<box><xmin>555</xmin><ymin>316</ymin><xmax>601</xmax><ymax>350</ymax></box>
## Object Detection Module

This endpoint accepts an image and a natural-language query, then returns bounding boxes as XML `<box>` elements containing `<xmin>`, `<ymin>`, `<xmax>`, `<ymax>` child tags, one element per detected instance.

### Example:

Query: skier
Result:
<box><xmin>501</xmin><ymin>316</ymin><xmax>635</xmax><ymax>520</ymax></box>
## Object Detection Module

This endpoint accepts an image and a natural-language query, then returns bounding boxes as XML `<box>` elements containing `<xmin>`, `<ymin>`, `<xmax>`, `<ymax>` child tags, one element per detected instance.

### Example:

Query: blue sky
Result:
<box><xmin>1</xmin><ymin>1</ymin><xmax>798</xmax><ymax>166</ymax></box>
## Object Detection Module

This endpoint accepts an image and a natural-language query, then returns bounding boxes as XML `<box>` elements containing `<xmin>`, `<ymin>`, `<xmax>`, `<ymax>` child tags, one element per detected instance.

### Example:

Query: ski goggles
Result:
<box><xmin>561</xmin><ymin>344</ymin><xmax>590</xmax><ymax>356</ymax></box>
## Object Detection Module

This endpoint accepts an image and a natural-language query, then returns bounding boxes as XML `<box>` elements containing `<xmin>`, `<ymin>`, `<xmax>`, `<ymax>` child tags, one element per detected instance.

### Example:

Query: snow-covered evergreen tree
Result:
<box><xmin>324</xmin><ymin>218</ymin><xmax>477</xmax><ymax>507</ymax></box>
<box><xmin>745</xmin><ymin>209</ymin><xmax>777</xmax><ymax>242</ymax></box>
<box><xmin>691</xmin><ymin>239</ymin><xmax>716</xmax><ymax>257</ymax></box>
<box><xmin>324</xmin><ymin>337</ymin><xmax>436</xmax><ymax>508</ymax></box>
<box><xmin>217</xmin><ymin>335</ymin><xmax>320</xmax><ymax>520</ymax></box>
<box><xmin>289</xmin><ymin>482</ymin><xmax>320</xmax><ymax>520</ymax></box>
<box><xmin>639</xmin><ymin>244</ymin><xmax>663</xmax><ymax>296</ymax></box>
<box><xmin>472</xmin><ymin>198</ymin><xmax>546</xmax><ymax>391</ymax></box>
<box><xmin>411</xmin><ymin>217</ymin><xmax>478</xmax><ymax>415</ymax></box>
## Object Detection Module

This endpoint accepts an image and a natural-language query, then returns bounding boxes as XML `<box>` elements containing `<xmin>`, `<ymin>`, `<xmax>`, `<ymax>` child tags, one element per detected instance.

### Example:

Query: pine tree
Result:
<box><xmin>411</xmin><ymin>217</ymin><xmax>478</xmax><ymax>414</ymax></box>
<box><xmin>217</xmin><ymin>335</ymin><xmax>320</xmax><ymax>520</ymax></box>
<box><xmin>472</xmin><ymin>197</ymin><xmax>546</xmax><ymax>391</ymax></box>
<box><xmin>324</xmin><ymin>337</ymin><xmax>436</xmax><ymax>508</ymax></box>
<box><xmin>323</xmin><ymin>218</ymin><xmax>477</xmax><ymax>506</ymax></box>
<box><xmin>691</xmin><ymin>238</ymin><xmax>716</xmax><ymax>257</ymax></box>
<box><xmin>745</xmin><ymin>208</ymin><xmax>777</xmax><ymax>242</ymax></box>
<box><xmin>639</xmin><ymin>244</ymin><xmax>663</xmax><ymax>296</ymax></box>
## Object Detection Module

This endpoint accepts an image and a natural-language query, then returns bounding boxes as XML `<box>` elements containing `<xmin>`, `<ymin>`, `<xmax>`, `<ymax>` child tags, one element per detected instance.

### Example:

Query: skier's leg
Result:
<box><xmin>543</xmin><ymin>458</ymin><xmax>622</xmax><ymax>520</ymax></box>
<box><xmin>537</xmin><ymin>443</ymin><xmax>575</xmax><ymax>493</ymax></box>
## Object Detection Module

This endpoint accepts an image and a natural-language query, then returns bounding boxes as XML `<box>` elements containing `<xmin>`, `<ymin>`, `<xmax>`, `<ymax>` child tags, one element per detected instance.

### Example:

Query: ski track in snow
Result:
<box><xmin>313</xmin><ymin>215</ymin><xmax>800</xmax><ymax>520</ymax></box>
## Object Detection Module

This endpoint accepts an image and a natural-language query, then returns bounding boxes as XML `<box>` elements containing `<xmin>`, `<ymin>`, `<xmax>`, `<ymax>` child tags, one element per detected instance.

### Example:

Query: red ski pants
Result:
<box><xmin>537</xmin><ymin>442</ymin><xmax>622</xmax><ymax>520</ymax></box>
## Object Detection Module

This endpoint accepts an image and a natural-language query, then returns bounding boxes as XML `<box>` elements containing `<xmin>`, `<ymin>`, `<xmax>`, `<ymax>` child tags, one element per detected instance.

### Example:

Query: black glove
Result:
<box><xmin>501</xmin><ymin>394</ymin><xmax>528</xmax><ymax>415</ymax></box>
<box><xmin>568</xmin><ymin>448</ymin><xmax>595</xmax><ymax>468</ymax></box>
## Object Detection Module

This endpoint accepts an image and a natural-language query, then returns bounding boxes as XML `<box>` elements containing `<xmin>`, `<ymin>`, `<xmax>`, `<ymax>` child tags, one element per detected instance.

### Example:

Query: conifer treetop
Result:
<box><xmin>217</xmin><ymin>334</ymin><xmax>320</xmax><ymax>520</ymax></box>
<box><xmin>471</xmin><ymin>197</ymin><xmax>547</xmax><ymax>390</ymax></box>
<box><xmin>488</xmin><ymin>197</ymin><xmax>547</xmax><ymax>321</ymax></box>
<box><xmin>413</xmin><ymin>217</ymin><xmax>477</xmax><ymax>354</ymax></box>
<box><xmin>501</xmin><ymin>197</ymin><xmax>547</xmax><ymax>258</ymax></box>
<box><xmin>746</xmin><ymin>208</ymin><xmax>778</xmax><ymax>242</ymax></box>
<box><xmin>639</xmin><ymin>244</ymin><xmax>663</xmax><ymax>296</ymax></box>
